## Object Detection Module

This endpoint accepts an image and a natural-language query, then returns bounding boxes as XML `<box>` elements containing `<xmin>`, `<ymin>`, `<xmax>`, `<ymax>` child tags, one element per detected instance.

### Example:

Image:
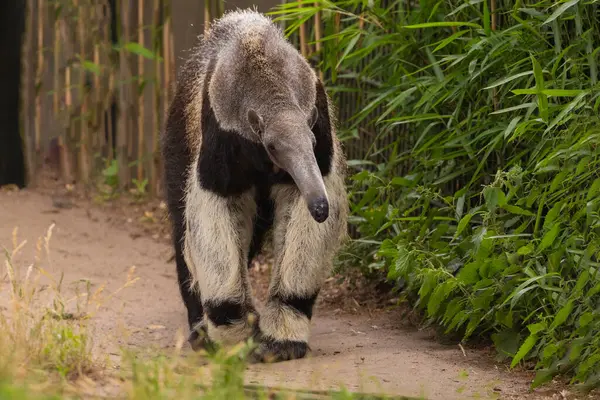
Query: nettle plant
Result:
<box><xmin>272</xmin><ymin>0</ymin><xmax>600</xmax><ymax>389</ymax></box>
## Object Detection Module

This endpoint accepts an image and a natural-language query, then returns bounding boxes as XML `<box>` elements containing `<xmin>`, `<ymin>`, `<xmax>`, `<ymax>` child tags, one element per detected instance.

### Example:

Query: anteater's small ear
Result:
<box><xmin>308</xmin><ymin>105</ymin><xmax>319</xmax><ymax>129</ymax></box>
<box><xmin>247</xmin><ymin>109</ymin><xmax>265</xmax><ymax>139</ymax></box>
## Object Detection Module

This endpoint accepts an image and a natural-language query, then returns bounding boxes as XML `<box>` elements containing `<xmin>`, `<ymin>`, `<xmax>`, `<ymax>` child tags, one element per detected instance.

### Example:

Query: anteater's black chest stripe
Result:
<box><xmin>197</xmin><ymin>69</ymin><xmax>285</xmax><ymax>197</ymax></box>
<box><xmin>197</xmin><ymin>109</ymin><xmax>274</xmax><ymax>196</ymax></box>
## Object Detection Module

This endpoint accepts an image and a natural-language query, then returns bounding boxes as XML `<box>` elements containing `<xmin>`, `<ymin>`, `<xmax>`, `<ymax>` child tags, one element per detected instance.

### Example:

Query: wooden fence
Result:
<box><xmin>19</xmin><ymin>0</ymin><xmax>385</xmax><ymax>197</ymax></box>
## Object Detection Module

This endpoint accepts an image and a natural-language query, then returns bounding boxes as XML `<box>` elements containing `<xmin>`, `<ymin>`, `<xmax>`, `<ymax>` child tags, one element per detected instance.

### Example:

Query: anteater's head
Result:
<box><xmin>207</xmin><ymin>18</ymin><xmax>331</xmax><ymax>223</ymax></box>
<box><xmin>247</xmin><ymin>106</ymin><xmax>329</xmax><ymax>224</ymax></box>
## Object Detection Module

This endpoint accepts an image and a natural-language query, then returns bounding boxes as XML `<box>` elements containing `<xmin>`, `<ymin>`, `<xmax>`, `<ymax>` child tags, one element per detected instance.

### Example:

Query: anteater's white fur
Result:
<box><xmin>262</xmin><ymin>154</ymin><xmax>348</xmax><ymax>342</ymax></box>
<box><xmin>180</xmin><ymin>9</ymin><xmax>348</xmax><ymax>348</ymax></box>
<box><xmin>183</xmin><ymin>164</ymin><xmax>257</xmax><ymax>344</ymax></box>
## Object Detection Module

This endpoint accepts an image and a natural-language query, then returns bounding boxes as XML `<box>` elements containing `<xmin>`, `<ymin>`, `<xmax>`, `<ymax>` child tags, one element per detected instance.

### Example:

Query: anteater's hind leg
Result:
<box><xmin>166</xmin><ymin>201</ymin><xmax>207</xmax><ymax>350</ymax></box>
<box><xmin>173</xmin><ymin>215</ymin><xmax>206</xmax><ymax>349</ymax></box>
<box><xmin>250</xmin><ymin>170</ymin><xmax>348</xmax><ymax>363</ymax></box>
<box><xmin>183</xmin><ymin>184</ymin><xmax>259</xmax><ymax>348</ymax></box>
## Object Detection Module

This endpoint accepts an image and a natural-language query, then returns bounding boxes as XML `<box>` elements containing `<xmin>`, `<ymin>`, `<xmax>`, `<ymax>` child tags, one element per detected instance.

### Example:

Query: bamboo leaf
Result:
<box><xmin>503</xmin><ymin>204</ymin><xmax>534</xmax><ymax>216</ymax></box>
<box><xmin>124</xmin><ymin>42</ymin><xmax>160</xmax><ymax>60</ymax></box>
<box><xmin>484</xmin><ymin>71</ymin><xmax>533</xmax><ymax>90</ymax></box>
<box><xmin>539</xmin><ymin>223</ymin><xmax>561</xmax><ymax>251</ymax></box>
<box><xmin>550</xmin><ymin>300</ymin><xmax>574</xmax><ymax>330</ymax></box>
<box><xmin>543</xmin><ymin>202</ymin><xmax>563</xmax><ymax>230</ymax></box>
<box><xmin>483</xmin><ymin>0</ymin><xmax>491</xmax><ymax>35</ymax></box>
<box><xmin>403</xmin><ymin>22</ymin><xmax>482</xmax><ymax>29</ymax></box>
<box><xmin>543</xmin><ymin>0</ymin><xmax>580</xmax><ymax>25</ymax></box>
<box><xmin>432</xmin><ymin>30</ymin><xmax>469</xmax><ymax>53</ymax></box>
<box><xmin>336</xmin><ymin>33</ymin><xmax>361</xmax><ymax>69</ymax></box>
<box><xmin>455</xmin><ymin>213</ymin><xmax>473</xmax><ymax>237</ymax></box>
<box><xmin>489</xmin><ymin>103</ymin><xmax>536</xmax><ymax>115</ymax></box>
<box><xmin>81</xmin><ymin>60</ymin><xmax>101</xmax><ymax>75</ymax></box>
<box><xmin>542</xmin><ymin>89</ymin><xmax>587</xmax><ymax>97</ymax></box>
<box><xmin>503</xmin><ymin>117</ymin><xmax>522</xmax><ymax>139</ymax></box>
<box><xmin>531</xmin><ymin>55</ymin><xmax>548</xmax><ymax>122</ymax></box>
<box><xmin>586</xmin><ymin>178</ymin><xmax>600</xmax><ymax>201</ymax></box>
<box><xmin>511</xmin><ymin>334</ymin><xmax>538</xmax><ymax>368</ymax></box>
<box><xmin>545</xmin><ymin>92</ymin><xmax>588</xmax><ymax>133</ymax></box>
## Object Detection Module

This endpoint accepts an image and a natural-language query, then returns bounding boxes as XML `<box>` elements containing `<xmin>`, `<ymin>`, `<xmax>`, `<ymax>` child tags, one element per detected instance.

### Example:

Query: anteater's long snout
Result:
<box><xmin>285</xmin><ymin>152</ymin><xmax>330</xmax><ymax>224</ymax></box>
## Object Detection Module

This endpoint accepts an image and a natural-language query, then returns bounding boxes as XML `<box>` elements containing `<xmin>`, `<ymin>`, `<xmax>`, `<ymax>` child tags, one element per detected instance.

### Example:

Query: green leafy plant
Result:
<box><xmin>131</xmin><ymin>178</ymin><xmax>149</xmax><ymax>201</ymax></box>
<box><xmin>94</xmin><ymin>158</ymin><xmax>120</xmax><ymax>202</ymax></box>
<box><xmin>272</xmin><ymin>0</ymin><xmax>600</xmax><ymax>390</ymax></box>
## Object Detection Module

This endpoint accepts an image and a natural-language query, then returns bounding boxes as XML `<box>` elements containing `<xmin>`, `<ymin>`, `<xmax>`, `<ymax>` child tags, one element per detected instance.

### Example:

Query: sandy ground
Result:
<box><xmin>0</xmin><ymin>187</ymin><xmax>581</xmax><ymax>400</ymax></box>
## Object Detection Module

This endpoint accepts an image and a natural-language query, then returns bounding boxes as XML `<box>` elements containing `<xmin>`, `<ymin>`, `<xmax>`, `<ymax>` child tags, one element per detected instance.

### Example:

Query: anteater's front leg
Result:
<box><xmin>183</xmin><ymin>183</ymin><xmax>259</xmax><ymax>348</ymax></box>
<box><xmin>250</xmin><ymin>170</ymin><xmax>348</xmax><ymax>363</ymax></box>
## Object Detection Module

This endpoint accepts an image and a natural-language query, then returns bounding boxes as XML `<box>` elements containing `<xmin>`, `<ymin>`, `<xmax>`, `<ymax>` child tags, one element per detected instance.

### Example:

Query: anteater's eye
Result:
<box><xmin>267</xmin><ymin>143</ymin><xmax>276</xmax><ymax>153</ymax></box>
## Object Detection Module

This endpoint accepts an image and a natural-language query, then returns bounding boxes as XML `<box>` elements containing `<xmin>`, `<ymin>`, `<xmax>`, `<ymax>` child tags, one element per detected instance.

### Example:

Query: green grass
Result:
<box><xmin>271</xmin><ymin>0</ymin><xmax>600</xmax><ymax>392</ymax></box>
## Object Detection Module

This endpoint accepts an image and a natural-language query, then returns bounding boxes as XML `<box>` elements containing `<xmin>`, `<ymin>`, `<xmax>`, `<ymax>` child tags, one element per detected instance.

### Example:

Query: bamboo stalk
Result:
<box><xmin>169</xmin><ymin>17</ymin><xmax>175</xmax><ymax>88</ymax></box>
<box><xmin>491</xmin><ymin>0</ymin><xmax>498</xmax><ymax>111</ymax></box>
<box><xmin>57</xmin><ymin>4</ymin><xmax>76</xmax><ymax>156</ymax></box>
<box><xmin>63</xmin><ymin>16</ymin><xmax>78</xmax><ymax>148</ymax></box>
<box><xmin>64</xmin><ymin>18</ymin><xmax>72</xmax><ymax>124</ymax></box>
<box><xmin>53</xmin><ymin>9</ymin><xmax>61</xmax><ymax>125</ymax></box>
<box><xmin>104</xmin><ymin>1</ymin><xmax>115</xmax><ymax>161</ymax></box>
<box><xmin>123</xmin><ymin>1</ymin><xmax>133</xmax><ymax>161</ymax></box>
<box><xmin>93</xmin><ymin>27</ymin><xmax>101</xmax><ymax>150</ymax></box>
<box><xmin>204</xmin><ymin>0</ymin><xmax>211</xmax><ymax>33</ymax></box>
<box><xmin>117</xmin><ymin>0</ymin><xmax>131</xmax><ymax>189</ymax></box>
<box><xmin>299</xmin><ymin>10</ymin><xmax>307</xmax><ymax>57</ymax></box>
<box><xmin>162</xmin><ymin>4</ymin><xmax>171</xmax><ymax>115</ymax></box>
<box><xmin>217</xmin><ymin>0</ymin><xmax>224</xmax><ymax>19</ymax></box>
<box><xmin>314</xmin><ymin>5</ymin><xmax>323</xmax><ymax>81</ymax></box>
<box><xmin>150</xmin><ymin>0</ymin><xmax>162</xmax><ymax>195</ymax></box>
<box><xmin>76</xmin><ymin>1</ymin><xmax>91</xmax><ymax>183</ymax></box>
<box><xmin>334</xmin><ymin>12</ymin><xmax>341</xmax><ymax>46</ymax></box>
<box><xmin>53</xmin><ymin>2</ymin><xmax>71</xmax><ymax>182</ymax></box>
<box><xmin>65</xmin><ymin>59</ymin><xmax>74</xmax><ymax>173</ymax></box>
<box><xmin>35</xmin><ymin>0</ymin><xmax>44</xmax><ymax>158</ymax></box>
<box><xmin>137</xmin><ymin>0</ymin><xmax>146</xmax><ymax>182</ymax></box>
<box><xmin>491</xmin><ymin>0</ymin><xmax>497</xmax><ymax>32</ymax></box>
<box><xmin>107</xmin><ymin>72</ymin><xmax>115</xmax><ymax>161</ymax></box>
<box><xmin>586</xmin><ymin>4</ymin><xmax>597</xmax><ymax>85</ymax></box>
<box><xmin>22</xmin><ymin>0</ymin><xmax>36</xmax><ymax>185</ymax></box>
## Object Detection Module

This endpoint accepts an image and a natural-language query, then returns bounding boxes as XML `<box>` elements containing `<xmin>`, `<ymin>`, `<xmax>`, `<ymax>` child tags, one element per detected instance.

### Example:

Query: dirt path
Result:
<box><xmin>0</xmin><ymin>188</ymin><xmax>566</xmax><ymax>400</ymax></box>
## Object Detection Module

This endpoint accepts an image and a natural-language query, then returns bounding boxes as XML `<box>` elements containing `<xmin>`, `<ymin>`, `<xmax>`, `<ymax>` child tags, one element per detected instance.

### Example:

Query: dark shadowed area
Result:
<box><xmin>0</xmin><ymin>1</ymin><xmax>26</xmax><ymax>188</ymax></box>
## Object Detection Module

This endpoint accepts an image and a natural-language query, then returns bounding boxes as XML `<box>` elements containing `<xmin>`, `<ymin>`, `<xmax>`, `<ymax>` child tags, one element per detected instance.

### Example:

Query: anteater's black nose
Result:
<box><xmin>309</xmin><ymin>197</ymin><xmax>329</xmax><ymax>223</ymax></box>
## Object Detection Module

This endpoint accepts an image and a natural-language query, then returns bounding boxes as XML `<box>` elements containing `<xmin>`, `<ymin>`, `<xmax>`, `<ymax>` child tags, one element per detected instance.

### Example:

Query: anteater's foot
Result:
<box><xmin>187</xmin><ymin>321</ymin><xmax>217</xmax><ymax>353</ymax></box>
<box><xmin>248</xmin><ymin>335</ymin><xmax>309</xmax><ymax>363</ymax></box>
